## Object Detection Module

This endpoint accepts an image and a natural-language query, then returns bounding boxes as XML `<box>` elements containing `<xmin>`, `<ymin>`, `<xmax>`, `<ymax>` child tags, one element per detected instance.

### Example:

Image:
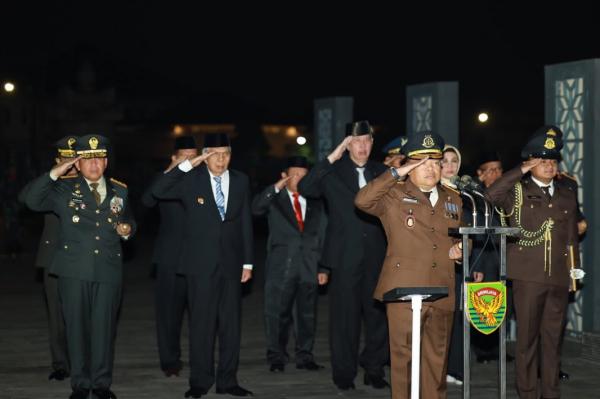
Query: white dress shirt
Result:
<box><xmin>420</xmin><ymin>186</ymin><xmax>439</xmax><ymax>207</ymax></box>
<box><xmin>286</xmin><ymin>188</ymin><xmax>306</xmax><ymax>220</ymax></box>
<box><xmin>531</xmin><ymin>176</ymin><xmax>555</xmax><ymax>196</ymax></box>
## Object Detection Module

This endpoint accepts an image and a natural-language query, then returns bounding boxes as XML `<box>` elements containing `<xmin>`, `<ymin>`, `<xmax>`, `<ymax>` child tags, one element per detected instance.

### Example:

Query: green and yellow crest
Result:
<box><xmin>466</xmin><ymin>282</ymin><xmax>507</xmax><ymax>335</ymax></box>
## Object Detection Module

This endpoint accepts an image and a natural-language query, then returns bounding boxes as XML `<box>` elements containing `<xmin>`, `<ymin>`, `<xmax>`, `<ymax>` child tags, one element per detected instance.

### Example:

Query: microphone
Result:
<box><xmin>448</xmin><ymin>176</ymin><xmax>478</xmax><ymax>227</ymax></box>
<box><xmin>459</xmin><ymin>175</ymin><xmax>491</xmax><ymax>227</ymax></box>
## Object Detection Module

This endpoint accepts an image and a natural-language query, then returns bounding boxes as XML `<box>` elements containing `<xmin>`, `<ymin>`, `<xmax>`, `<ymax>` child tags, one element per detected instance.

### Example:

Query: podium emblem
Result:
<box><xmin>466</xmin><ymin>282</ymin><xmax>506</xmax><ymax>335</ymax></box>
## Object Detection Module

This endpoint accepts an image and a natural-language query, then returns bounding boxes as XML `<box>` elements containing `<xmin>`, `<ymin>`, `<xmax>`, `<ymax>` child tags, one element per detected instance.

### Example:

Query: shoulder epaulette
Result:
<box><xmin>110</xmin><ymin>177</ymin><xmax>127</xmax><ymax>188</ymax></box>
<box><xmin>441</xmin><ymin>183</ymin><xmax>460</xmax><ymax>196</ymax></box>
<box><xmin>59</xmin><ymin>175</ymin><xmax>77</xmax><ymax>179</ymax></box>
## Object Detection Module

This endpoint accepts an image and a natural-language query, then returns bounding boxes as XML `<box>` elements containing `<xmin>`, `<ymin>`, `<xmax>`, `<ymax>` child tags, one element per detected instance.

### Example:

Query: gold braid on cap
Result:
<box><xmin>496</xmin><ymin>182</ymin><xmax>554</xmax><ymax>275</ymax></box>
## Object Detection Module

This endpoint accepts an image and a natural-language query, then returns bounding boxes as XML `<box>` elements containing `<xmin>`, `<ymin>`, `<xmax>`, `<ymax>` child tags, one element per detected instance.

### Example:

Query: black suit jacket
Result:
<box><xmin>298</xmin><ymin>154</ymin><xmax>387</xmax><ymax>275</ymax></box>
<box><xmin>151</xmin><ymin>164</ymin><xmax>253</xmax><ymax>279</ymax></box>
<box><xmin>142</xmin><ymin>173</ymin><xmax>186</xmax><ymax>270</ymax></box>
<box><xmin>252</xmin><ymin>185</ymin><xmax>327</xmax><ymax>283</ymax></box>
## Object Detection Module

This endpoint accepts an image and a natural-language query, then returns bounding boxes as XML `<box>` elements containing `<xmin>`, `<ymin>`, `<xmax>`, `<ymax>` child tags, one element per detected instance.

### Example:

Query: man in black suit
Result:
<box><xmin>142</xmin><ymin>135</ymin><xmax>197</xmax><ymax>377</ymax></box>
<box><xmin>298</xmin><ymin>121</ymin><xmax>390</xmax><ymax>390</ymax></box>
<box><xmin>18</xmin><ymin>136</ymin><xmax>78</xmax><ymax>382</ymax></box>
<box><xmin>151</xmin><ymin>133</ymin><xmax>254</xmax><ymax>398</ymax></box>
<box><xmin>252</xmin><ymin>156</ymin><xmax>328</xmax><ymax>373</ymax></box>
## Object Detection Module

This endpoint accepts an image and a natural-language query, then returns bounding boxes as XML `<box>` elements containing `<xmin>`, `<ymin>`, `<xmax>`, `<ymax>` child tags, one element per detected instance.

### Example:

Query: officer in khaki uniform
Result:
<box><xmin>18</xmin><ymin>136</ymin><xmax>78</xmax><ymax>381</ymax></box>
<box><xmin>23</xmin><ymin>135</ymin><xmax>135</xmax><ymax>399</ymax></box>
<box><xmin>486</xmin><ymin>126</ymin><xmax>579</xmax><ymax>399</ymax></box>
<box><xmin>355</xmin><ymin>131</ymin><xmax>463</xmax><ymax>399</ymax></box>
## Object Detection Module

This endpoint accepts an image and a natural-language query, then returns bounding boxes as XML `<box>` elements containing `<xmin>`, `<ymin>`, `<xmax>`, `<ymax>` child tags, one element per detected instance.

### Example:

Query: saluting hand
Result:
<box><xmin>165</xmin><ymin>153</ymin><xmax>190</xmax><ymax>173</ymax></box>
<box><xmin>189</xmin><ymin>151</ymin><xmax>216</xmax><ymax>168</ymax></box>
<box><xmin>50</xmin><ymin>156</ymin><xmax>81</xmax><ymax>179</ymax></box>
<box><xmin>327</xmin><ymin>136</ymin><xmax>354</xmax><ymax>164</ymax></box>
<box><xmin>520</xmin><ymin>158</ymin><xmax>542</xmax><ymax>174</ymax></box>
<box><xmin>274</xmin><ymin>172</ymin><xmax>292</xmax><ymax>191</ymax></box>
<box><xmin>394</xmin><ymin>157</ymin><xmax>429</xmax><ymax>178</ymax></box>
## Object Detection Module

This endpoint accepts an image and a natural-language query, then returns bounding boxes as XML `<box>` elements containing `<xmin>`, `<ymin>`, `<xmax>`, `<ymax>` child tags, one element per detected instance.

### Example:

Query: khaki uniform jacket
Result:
<box><xmin>355</xmin><ymin>171</ymin><xmax>462</xmax><ymax>311</ymax></box>
<box><xmin>485</xmin><ymin>167</ymin><xmax>579</xmax><ymax>287</ymax></box>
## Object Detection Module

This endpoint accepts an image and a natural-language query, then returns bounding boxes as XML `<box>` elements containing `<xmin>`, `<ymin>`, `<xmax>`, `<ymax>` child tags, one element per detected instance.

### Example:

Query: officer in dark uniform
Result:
<box><xmin>18</xmin><ymin>136</ymin><xmax>78</xmax><ymax>381</ymax></box>
<box><xmin>22</xmin><ymin>135</ymin><xmax>136</xmax><ymax>399</ymax></box>
<box><xmin>486</xmin><ymin>126</ymin><xmax>580</xmax><ymax>399</ymax></box>
<box><xmin>142</xmin><ymin>135</ymin><xmax>197</xmax><ymax>376</ymax></box>
<box><xmin>252</xmin><ymin>156</ymin><xmax>328</xmax><ymax>372</ymax></box>
<box><xmin>382</xmin><ymin>136</ymin><xmax>406</xmax><ymax>168</ymax></box>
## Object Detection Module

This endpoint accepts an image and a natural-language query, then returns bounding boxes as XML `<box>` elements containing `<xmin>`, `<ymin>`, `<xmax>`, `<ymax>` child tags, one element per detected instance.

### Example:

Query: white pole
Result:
<box><xmin>411</xmin><ymin>295</ymin><xmax>423</xmax><ymax>399</ymax></box>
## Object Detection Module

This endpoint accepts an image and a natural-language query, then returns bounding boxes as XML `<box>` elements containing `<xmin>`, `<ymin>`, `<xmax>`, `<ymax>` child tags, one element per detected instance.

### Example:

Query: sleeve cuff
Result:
<box><xmin>242</xmin><ymin>264</ymin><xmax>253</xmax><ymax>270</ymax></box>
<box><xmin>177</xmin><ymin>160</ymin><xmax>193</xmax><ymax>173</ymax></box>
<box><xmin>49</xmin><ymin>171</ymin><xmax>59</xmax><ymax>181</ymax></box>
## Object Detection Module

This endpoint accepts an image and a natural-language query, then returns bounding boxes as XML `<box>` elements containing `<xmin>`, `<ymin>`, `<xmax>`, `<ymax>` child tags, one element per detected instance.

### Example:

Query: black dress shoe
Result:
<box><xmin>364</xmin><ymin>373</ymin><xmax>389</xmax><ymax>389</ymax></box>
<box><xmin>69</xmin><ymin>389</ymin><xmax>89</xmax><ymax>399</ymax></box>
<box><xmin>216</xmin><ymin>385</ymin><xmax>253</xmax><ymax>396</ymax></box>
<box><xmin>296</xmin><ymin>361</ymin><xmax>324</xmax><ymax>371</ymax></box>
<box><xmin>49</xmin><ymin>369</ymin><xmax>69</xmax><ymax>381</ymax></box>
<box><xmin>184</xmin><ymin>387</ymin><xmax>208</xmax><ymax>398</ymax></box>
<box><xmin>91</xmin><ymin>389</ymin><xmax>117</xmax><ymax>399</ymax></box>
<box><xmin>270</xmin><ymin>363</ymin><xmax>285</xmax><ymax>372</ymax></box>
<box><xmin>335</xmin><ymin>381</ymin><xmax>356</xmax><ymax>390</ymax></box>
<box><xmin>559</xmin><ymin>369</ymin><xmax>570</xmax><ymax>380</ymax></box>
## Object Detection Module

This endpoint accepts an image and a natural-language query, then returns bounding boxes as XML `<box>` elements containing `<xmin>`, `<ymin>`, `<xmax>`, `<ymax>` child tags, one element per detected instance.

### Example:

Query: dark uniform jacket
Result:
<box><xmin>485</xmin><ymin>167</ymin><xmax>579</xmax><ymax>288</ymax></box>
<box><xmin>150</xmin><ymin>164</ymin><xmax>253</xmax><ymax>279</ymax></box>
<box><xmin>142</xmin><ymin>174</ymin><xmax>186</xmax><ymax>269</ymax></box>
<box><xmin>252</xmin><ymin>185</ymin><xmax>326</xmax><ymax>283</ymax></box>
<box><xmin>297</xmin><ymin>154</ymin><xmax>387</xmax><ymax>275</ymax></box>
<box><xmin>23</xmin><ymin>173</ymin><xmax>136</xmax><ymax>284</ymax></box>
<box><xmin>355</xmin><ymin>172</ymin><xmax>463</xmax><ymax>311</ymax></box>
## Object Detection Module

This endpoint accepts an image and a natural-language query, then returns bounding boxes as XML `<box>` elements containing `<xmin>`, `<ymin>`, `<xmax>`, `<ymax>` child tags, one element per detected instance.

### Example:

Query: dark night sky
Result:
<box><xmin>1</xmin><ymin>2</ymin><xmax>598</xmax><ymax>165</ymax></box>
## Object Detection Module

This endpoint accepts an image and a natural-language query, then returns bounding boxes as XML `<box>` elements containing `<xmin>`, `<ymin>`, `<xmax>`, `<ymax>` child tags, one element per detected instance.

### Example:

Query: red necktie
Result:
<box><xmin>292</xmin><ymin>192</ymin><xmax>304</xmax><ymax>232</ymax></box>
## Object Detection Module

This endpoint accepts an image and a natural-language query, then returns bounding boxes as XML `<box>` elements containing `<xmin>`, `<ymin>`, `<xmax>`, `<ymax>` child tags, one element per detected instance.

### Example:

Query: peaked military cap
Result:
<box><xmin>76</xmin><ymin>135</ymin><xmax>109</xmax><ymax>158</ymax></box>
<box><xmin>382</xmin><ymin>136</ymin><xmax>408</xmax><ymax>155</ymax></box>
<box><xmin>521</xmin><ymin>125</ymin><xmax>563</xmax><ymax>160</ymax></box>
<box><xmin>401</xmin><ymin>131</ymin><xmax>445</xmax><ymax>159</ymax></box>
<box><xmin>55</xmin><ymin>136</ymin><xmax>78</xmax><ymax>158</ymax></box>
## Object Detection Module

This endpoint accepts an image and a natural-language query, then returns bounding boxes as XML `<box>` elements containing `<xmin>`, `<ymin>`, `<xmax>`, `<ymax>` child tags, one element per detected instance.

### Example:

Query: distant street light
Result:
<box><xmin>478</xmin><ymin>112</ymin><xmax>489</xmax><ymax>123</ymax></box>
<box><xmin>296</xmin><ymin>136</ymin><xmax>307</xmax><ymax>145</ymax></box>
<box><xmin>3</xmin><ymin>82</ymin><xmax>15</xmax><ymax>93</ymax></box>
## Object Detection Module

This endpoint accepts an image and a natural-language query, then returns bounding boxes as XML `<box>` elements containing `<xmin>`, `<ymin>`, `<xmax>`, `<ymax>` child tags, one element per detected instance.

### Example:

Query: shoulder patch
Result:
<box><xmin>59</xmin><ymin>175</ymin><xmax>77</xmax><ymax>179</ymax></box>
<box><xmin>441</xmin><ymin>183</ymin><xmax>460</xmax><ymax>195</ymax></box>
<box><xmin>110</xmin><ymin>177</ymin><xmax>127</xmax><ymax>188</ymax></box>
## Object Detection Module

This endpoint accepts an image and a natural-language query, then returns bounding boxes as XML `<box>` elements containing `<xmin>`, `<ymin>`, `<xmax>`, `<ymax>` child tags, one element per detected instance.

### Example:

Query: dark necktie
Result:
<box><xmin>541</xmin><ymin>185</ymin><xmax>552</xmax><ymax>201</ymax></box>
<box><xmin>90</xmin><ymin>182</ymin><xmax>101</xmax><ymax>206</ymax></box>
<box><xmin>292</xmin><ymin>192</ymin><xmax>304</xmax><ymax>232</ymax></box>
<box><xmin>423</xmin><ymin>191</ymin><xmax>432</xmax><ymax>206</ymax></box>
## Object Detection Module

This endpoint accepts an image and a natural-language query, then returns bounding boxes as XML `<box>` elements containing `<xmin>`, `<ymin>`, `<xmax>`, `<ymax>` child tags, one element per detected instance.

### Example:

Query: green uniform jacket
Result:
<box><xmin>23</xmin><ymin>173</ymin><xmax>136</xmax><ymax>284</ymax></box>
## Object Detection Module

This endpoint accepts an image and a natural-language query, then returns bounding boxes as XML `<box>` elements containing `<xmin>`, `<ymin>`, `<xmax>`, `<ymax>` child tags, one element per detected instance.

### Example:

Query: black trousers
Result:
<box><xmin>155</xmin><ymin>267</ymin><xmax>187</xmax><ymax>370</ymax></box>
<box><xmin>58</xmin><ymin>277</ymin><xmax>121</xmax><ymax>391</ymax></box>
<box><xmin>186</xmin><ymin>273</ymin><xmax>241</xmax><ymax>391</ymax></box>
<box><xmin>328</xmin><ymin>263</ymin><xmax>389</xmax><ymax>384</ymax></box>
<box><xmin>264</xmin><ymin>264</ymin><xmax>318</xmax><ymax>365</ymax></box>
<box><xmin>43</xmin><ymin>269</ymin><xmax>70</xmax><ymax>372</ymax></box>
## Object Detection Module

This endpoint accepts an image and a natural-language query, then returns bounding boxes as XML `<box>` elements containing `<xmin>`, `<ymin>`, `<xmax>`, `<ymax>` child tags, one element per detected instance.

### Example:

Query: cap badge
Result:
<box><xmin>422</xmin><ymin>135</ymin><xmax>435</xmax><ymax>148</ymax></box>
<box><xmin>544</xmin><ymin>137</ymin><xmax>556</xmax><ymax>150</ymax></box>
<box><xmin>68</xmin><ymin>137</ymin><xmax>76</xmax><ymax>149</ymax></box>
<box><xmin>89</xmin><ymin>137</ymin><xmax>99</xmax><ymax>150</ymax></box>
<box><xmin>547</xmin><ymin>129</ymin><xmax>557</xmax><ymax>137</ymax></box>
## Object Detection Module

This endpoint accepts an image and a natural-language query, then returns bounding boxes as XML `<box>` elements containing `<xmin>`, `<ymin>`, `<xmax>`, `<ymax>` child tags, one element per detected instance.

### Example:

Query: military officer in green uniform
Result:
<box><xmin>18</xmin><ymin>136</ymin><xmax>79</xmax><ymax>381</ymax></box>
<box><xmin>23</xmin><ymin>135</ymin><xmax>135</xmax><ymax>399</ymax></box>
